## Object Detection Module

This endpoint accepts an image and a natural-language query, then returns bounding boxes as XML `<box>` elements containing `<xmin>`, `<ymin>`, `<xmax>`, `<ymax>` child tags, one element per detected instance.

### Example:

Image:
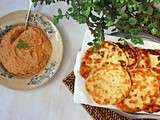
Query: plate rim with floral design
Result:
<box><xmin>0</xmin><ymin>10</ymin><xmax>63</xmax><ymax>90</ymax></box>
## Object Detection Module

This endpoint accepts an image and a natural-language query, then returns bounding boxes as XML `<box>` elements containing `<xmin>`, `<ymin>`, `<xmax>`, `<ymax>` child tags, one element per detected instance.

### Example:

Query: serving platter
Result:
<box><xmin>0</xmin><ymin>10</ymin><xmax>63</xmax><ymax>90</ymax></box>
<box><xmin>73</xmin><ymin>30</ymin><xmax>160</xmax><ymax>119</ymax></box>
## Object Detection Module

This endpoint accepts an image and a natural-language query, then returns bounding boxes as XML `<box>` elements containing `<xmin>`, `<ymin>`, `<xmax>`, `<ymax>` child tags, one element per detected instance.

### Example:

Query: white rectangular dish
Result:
<box><xmin>74</xmin><ymin>30</ymin><xmax>160</xmax><ymax>119</ymax></box>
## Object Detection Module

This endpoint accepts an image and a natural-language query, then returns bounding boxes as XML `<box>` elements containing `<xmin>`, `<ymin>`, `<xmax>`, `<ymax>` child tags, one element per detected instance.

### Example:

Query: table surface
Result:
<box><xmin>0</xmin><ymin>0</ymin><xmax>91</xmax><ymax>120</ymax></box>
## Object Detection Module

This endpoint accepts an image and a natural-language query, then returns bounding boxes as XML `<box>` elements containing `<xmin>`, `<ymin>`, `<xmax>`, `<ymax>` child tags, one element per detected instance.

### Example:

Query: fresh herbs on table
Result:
<box><xmin>16</xmin><ymin>39</ymin><xmax>28</xmax><ymax>49</ymax></box>
<box><xmin>32</xmin><ymin>0</ymin><xmax>160</xmax><ymax>50</ymax></box>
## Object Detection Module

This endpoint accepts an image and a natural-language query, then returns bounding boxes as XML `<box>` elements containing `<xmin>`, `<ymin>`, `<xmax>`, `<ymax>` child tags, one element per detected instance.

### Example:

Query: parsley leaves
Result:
<box><xmin>16</xmin><ymin>39</ymin><xmax>28</xmax><ymax>49</ymax></box>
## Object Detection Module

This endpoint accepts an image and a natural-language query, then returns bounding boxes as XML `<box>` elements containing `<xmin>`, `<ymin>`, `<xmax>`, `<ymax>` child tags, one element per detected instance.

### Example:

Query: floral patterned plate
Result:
<box><xmin>0</xmin><ymin>10</ymin><xmax>63</xmax><ymax>90</ymax></box>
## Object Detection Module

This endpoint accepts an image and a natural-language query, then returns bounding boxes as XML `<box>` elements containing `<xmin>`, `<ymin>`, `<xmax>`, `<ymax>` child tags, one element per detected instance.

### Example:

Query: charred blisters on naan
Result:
<box><xmin>80</xmin><ymin>41</ymin><xmax>128</xmax><ymax>78</ymax></box>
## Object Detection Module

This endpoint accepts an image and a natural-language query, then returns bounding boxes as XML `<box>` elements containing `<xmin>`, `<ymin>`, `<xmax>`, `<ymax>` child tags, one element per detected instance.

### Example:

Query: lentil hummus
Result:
<box><xmin>0</xmin><ymin>25</ymin><xmax>52</xmax><ymax>76</ymax></box>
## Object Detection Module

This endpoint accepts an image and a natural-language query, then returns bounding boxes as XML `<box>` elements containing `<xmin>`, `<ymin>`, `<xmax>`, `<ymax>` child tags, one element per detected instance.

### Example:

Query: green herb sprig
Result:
<box><xmin>32</xmin><ymin>0</ymin><xmax>160</xmax><ymax>50</ymax></box>
<box><xmin>16</xmin><ymin>39</ymin><xmax>28</xmax><ymax>49</ymax></box>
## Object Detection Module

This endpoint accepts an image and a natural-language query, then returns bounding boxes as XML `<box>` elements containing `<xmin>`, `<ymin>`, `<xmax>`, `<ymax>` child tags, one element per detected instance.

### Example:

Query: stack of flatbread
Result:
<box><xmin>80</xmin><ymin>41</ymin><xmax>160</xmax><ymax>113</ymax></box>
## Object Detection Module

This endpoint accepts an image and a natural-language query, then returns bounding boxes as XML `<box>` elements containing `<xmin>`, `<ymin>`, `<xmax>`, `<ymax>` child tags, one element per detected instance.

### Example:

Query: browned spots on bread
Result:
<box><xmin>80</xmin><ymin>40</ymin><xmax>160</xmax><ymax>113</ymax></box>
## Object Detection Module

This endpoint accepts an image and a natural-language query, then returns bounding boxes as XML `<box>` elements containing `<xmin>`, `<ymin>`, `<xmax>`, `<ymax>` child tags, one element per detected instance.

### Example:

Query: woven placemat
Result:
<box><xmin>63</xmin><ymin>72</ymin><xmax>132</xmax><ymax>120</ymax></box>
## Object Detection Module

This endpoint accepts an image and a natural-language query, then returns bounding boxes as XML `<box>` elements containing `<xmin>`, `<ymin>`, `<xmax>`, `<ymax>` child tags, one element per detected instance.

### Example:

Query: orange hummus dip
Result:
<box><xmin>0</xmin><ymin>25</ymin><xmax>52</xmax><ymax>76</ymax></box>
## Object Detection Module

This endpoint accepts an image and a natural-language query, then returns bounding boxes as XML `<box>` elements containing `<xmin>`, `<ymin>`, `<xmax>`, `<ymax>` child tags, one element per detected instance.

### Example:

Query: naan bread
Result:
<box><xmin>147</xmin><ymin>49</ymin><xmax>160</xmax><ymax>75</ymax></box>
<box><xmin>80</xmin><ymin>40</ymin><xmax>160</xmax><ymax>113</ymax></box>
<box><xmin>144</xmin><ymin>49</ymin><xmax>160</xmax><ymax>112</ymax></box>
<box><xmin>116</xmin><ymin>43</ymin><xmax>138</xmax><ymax>69</ymax></box>
<box><xmin>85</xmin><ymin>63</ymin><xmax>131</xmax><ymax>105</ymax></box>
<box><xmin>117</xmin><ymin>68</ymin><xmax>159</xmax><ymax>112</ymax></box>
<box><xmin>80</xmin><ymin>41</ymin><xmax>128</xmax><ymax>78</ymax></box>
<box><xmin>136</xmin><ymin>48</ymin><xmax>150</xmax><ymax>68</ymax></box>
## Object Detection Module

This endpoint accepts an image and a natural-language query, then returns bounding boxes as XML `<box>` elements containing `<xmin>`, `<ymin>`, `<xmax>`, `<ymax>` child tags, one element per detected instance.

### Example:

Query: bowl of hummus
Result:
<box><xmin>0</xmin><ymin>10</ymin><xmax>63</xmax><ymax>90</ymax></box>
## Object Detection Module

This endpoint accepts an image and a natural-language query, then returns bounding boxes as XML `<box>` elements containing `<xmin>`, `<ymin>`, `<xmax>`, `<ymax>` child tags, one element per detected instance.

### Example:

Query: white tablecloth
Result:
<box><xmin>0</xmin><ymin>0</ymin><xmax>90</xmax><ymax>120</ymax></box>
